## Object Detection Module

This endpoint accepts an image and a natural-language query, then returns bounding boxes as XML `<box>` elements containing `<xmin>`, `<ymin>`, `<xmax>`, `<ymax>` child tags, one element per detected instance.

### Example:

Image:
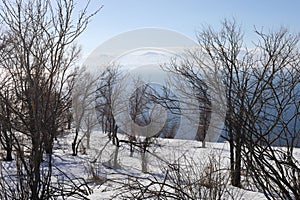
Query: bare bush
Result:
<box><xmin>113</xmin><ymin>152</ymin><xmax>244</xmax><ymax>200</ymax></box>
<box><xmin>86</xmin><ymin>162</ymin><xmax>107</xmax><ymax>184</ymax></box>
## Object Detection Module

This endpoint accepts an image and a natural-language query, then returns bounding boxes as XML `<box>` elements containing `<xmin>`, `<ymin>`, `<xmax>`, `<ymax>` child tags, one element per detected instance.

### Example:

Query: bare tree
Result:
<box><xmin>0</xmin><ymin>28</ymin><xmax>15</xmax><ymax>162</ymax></box>
<box><xmin>83</xmin><ymin>105</ymin><xmax>99</xmax><ymax>149</ymax></box>
<box><xmin>96</xmin><ymin>65</ymin><xmax>122</xmax><ymax>146</ymax></box>
<box><xmin>166</xmin><ymin>20</ymin><xmax>250</xmax><ymax>187</ymax></box>
<box><xmin>0</xmin><ymin>0</ymin><xmax>100</xmax><ymax>198</ymax></box>
<box><xmin>163</xmin><ymin>59</ymin><xmax>212</xmax><ymax>147</ymax></box>
<box><xmin>72</xmin><ymin>67</ymin><xmax>99</xmax><ymax>156</ymax></box>
<box><xmin>167</xmin><ymin>19</ymin><xmax>300</xmax><ymax>198</ymax></box>
<box><xmin>192</xmin><ymin>20</ymin><xmax>250</xmax><ymax>187</ymax></box>
<box><xmin>95</xmin><ymin>68</ymin><xmax>166</xmax><ymax>172</ymax></box>
<box><xmin>95</xmin><ymin>65</ymin><xmax>124</xmax><ymax>168</ymax></box>
<box><xmin>0</xmin><ymin>85</ymin><xmax>14</xmax><ymax>161</ymax></box>
<box><xmin>127</xmin><ymin>83</ymin><xmax>161</xmax><ymax>173</ymax></box>
<box><xmin>240</xmin><ymin>28</ymin><xmax>300</xmax><ymax>199</ymax></box>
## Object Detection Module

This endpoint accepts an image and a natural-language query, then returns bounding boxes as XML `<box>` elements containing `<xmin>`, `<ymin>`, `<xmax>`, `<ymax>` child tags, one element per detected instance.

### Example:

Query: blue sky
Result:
<box><xmin>77</xmin><ymin>0</ymin><xmax>300</xmax><ymax>60</ymax></box>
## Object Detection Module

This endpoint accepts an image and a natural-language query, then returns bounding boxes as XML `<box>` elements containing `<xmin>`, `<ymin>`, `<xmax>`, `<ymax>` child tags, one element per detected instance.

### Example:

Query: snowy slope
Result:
<box><xmin>3</xmin><ymin>130</ymin><xmax>296</xmax><ymax>199</ymax></box>
<box><xmin>51</xmin><ymin>131</ymin><xmax>272</xmax><ymax>199</ymax></box>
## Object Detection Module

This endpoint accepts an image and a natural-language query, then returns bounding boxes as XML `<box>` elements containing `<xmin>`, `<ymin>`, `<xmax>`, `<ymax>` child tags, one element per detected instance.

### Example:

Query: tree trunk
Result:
<box><xmin>129</xmin><ymin>135</ymin><xmax>136</xmax><ymax>157</ymax></box>
<box><xmin>5</xmin><ymin>146</ymin><xmax>13</xmax><ymax>161</ymax></box>
<box><xmin>233</xmin><ymin>139</ymin><xmax>242</xmax><ymax>187</ymax></box>
<box><xmin>72</xmin><ymin>129</ymin><xmax>79</xmax><ymax>156</ymax></box>
<box><xmin>113</xmin><ymin>145</ymin><xmax>120</xmax><ymax>169</ymax></box>
<box><xmin>67</xmin><ymin>113</ymin><xmax>72</xmax><ymax>130</ymax></box>
<box><xmin>31</xmin><ymin>136</ymin><xmax>43</xmax><ymax>200</ymax></box>
<box><xmin>141</xmin><ymin>151</ymin><xmax>148</xmax><ymax>173</ymax></box>
<box><xmin>45</xmin><ymin>133</ymin><xmax>54</xmax><ymax>154</ymax></box>
<box><xmin>141</xmin><ymin>138</ymin><xmax>149</xmax><ymax>173</ymax></box>
<box><xmin>3</xmin><ymin>131</ymin><xmax>13</xmax><ymax>161</ymax></box>
<box><xmin>228</xmin><ymin>126</ymin><xmax>235</xmax><ymax>186</ymax></box>
<box><xmin>86</xmin><ymin>130</ymin><xmax>91</xmax><ymax>149</ymax></box>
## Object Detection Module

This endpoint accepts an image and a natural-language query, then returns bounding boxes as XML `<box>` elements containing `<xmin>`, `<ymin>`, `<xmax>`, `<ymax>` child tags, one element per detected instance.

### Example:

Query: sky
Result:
<box><xmin>76</xmin><ymin>0</ymin><xmax>300</xmax><ymax>62</ymax></box>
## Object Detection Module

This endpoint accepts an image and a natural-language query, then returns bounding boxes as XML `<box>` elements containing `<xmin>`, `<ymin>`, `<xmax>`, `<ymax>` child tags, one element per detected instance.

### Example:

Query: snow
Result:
<box><xmin>3</xmin><ymin>130</ymin><xmax>298</xmax><ymax>199</ymax></box>
<box><xmin>60</xmin><ymin>131</ymin><xmax>269</xmax><ymax>199</ymax></box>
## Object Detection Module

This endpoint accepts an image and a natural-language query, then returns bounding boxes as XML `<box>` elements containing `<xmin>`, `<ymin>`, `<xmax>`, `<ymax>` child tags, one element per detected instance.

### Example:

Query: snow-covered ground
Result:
<box><xmin>53</xmin><ymin>131</ymin><xmax>272</xmax><ymax>199</ymax></box>
<box><xmin>3</xmin><ymin>130</ymin><xmax>298</xmax><ymax>199</ymax></box>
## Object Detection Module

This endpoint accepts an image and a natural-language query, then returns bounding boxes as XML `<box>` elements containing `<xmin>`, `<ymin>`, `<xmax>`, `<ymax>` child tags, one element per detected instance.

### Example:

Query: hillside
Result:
<box><xmin>1</xmin><ymin>130</ymin><xmax>277</xmax><ymax>199</ymax></box>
